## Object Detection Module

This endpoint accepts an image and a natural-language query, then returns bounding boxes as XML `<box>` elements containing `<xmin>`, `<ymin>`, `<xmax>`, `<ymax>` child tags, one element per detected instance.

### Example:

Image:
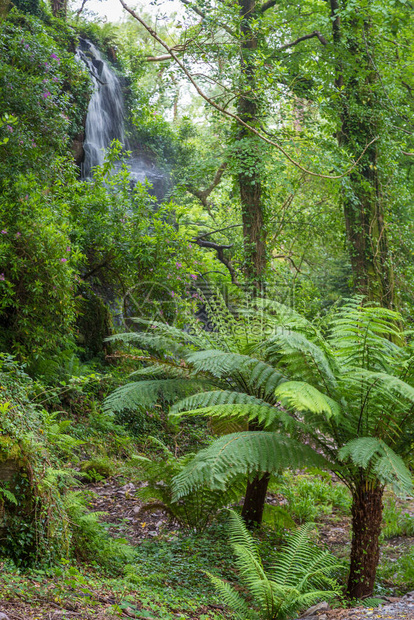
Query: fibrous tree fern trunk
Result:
<box><xmin>347</xmin><ymin>482</ymin><xmax>384</xmax><ymax>599</ymax></box>
<box><xmin>241</xmin><ymin>471</ymin><xmax>270</xmax><ymax>526</ymax></box>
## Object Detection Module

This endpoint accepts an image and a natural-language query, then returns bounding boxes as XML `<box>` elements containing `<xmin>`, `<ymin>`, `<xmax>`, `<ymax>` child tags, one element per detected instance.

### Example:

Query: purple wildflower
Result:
<box><xmin>6</xmin><ymin>125</ymin><xmax>13</xmax><ymax>133</ymax></box>
<box><xmin>175</xmin><ymin>262</ymin><xmax>182</xmax><ymax>268</ymax></box>
<box><xmin>16</xmin><ymin>232</ymin><xmax>21</xmax><ymax>237</ymax></box>
<box><xmin>190</xmin><ymin>274</ymin><xmax>197</xmax><ymax>280</ymax></box>
<box><xmin>42</xmin><ymin>92</ymin><xmax>51</xmax><ymax>99</ymax></box>
<box><xmin>0</xmin><ymin>274</ymin><xmax>4</xmax><ymax>281</ymax></box>
<box><xmin>1</xmin><ymin>230</ymin><xmax>7</xmax><ymax>234</ymax></box>
<box><xmin>60</xmin><ymin>258</ymin><xmax>67</xmax><ymax>263</ymax></box>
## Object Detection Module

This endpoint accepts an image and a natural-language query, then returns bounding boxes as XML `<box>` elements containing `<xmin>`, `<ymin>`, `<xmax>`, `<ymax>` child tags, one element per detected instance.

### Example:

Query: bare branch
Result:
<box><xmin>277</xmin><ymin>30</ymin><xmax>328</xmax><ymax>51</ymax></box>
<box><xmin>145</xmin><ymin>54</ymin><xmax>173</xmax><ymax>62</ymax></box>
<box><xmin>118</xmin><ymin>0</ymin><xmax>378</xmax><ymax>180</ymax></box>
<box><xmin>194</xmin><ymin>234</ymin><xmax>241</xmax><ymax>286</ymax></box>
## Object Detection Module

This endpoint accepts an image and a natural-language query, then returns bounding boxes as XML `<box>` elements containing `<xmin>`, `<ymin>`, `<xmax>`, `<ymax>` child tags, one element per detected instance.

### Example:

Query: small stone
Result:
<box><xmin>301</xmin><ymin>602</ymin><xmax>330</xmax><ymax>617</ymax></box>
<box><xmin>318</xmin><ymin>615</ymin><xmax>327</xmax><ymax>620</ymax></box>
<box><xmin>0</xmin><ymin>613</ymin><xmax>11</xmax><ymax>620</ymax></box>
<box><xmin>148</xmin><ymin>530</ymin><xmax>157</xmax><ymax>536</ymax></box>
<box><xmin>133</xmin><ymin>506</ymin><xmax>141</xmax><ymax>514</ymax></box>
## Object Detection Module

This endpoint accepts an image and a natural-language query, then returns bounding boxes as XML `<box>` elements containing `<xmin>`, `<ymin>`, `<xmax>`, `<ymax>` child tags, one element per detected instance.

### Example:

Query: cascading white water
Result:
<box><xmin>77</xmin><ymin>38</ymin><xmax>126</xmax><ymax>178</ymax></box>
<box><xmin>77</xmin><ymin>39</ymin><xmax>167</xmax><ymax>200</ymax></box>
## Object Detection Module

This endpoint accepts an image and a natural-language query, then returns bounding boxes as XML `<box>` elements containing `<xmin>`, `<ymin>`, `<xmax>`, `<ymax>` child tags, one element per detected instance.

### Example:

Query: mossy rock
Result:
<box><xmin>80</xmin><ymin>458</ymin><xmax>115</xmax><ymax>481</ymax></box>
<box><xmin>0</xmin><ymin>435</ymin><xmax>21</xmax><ymax>463</ymax></box>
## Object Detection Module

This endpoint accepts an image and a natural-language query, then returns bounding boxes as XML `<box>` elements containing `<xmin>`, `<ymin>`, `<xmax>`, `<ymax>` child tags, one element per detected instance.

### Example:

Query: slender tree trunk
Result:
<box><xmin>237</xmin><ymin>0</ymin><xmax>267</xmax><ymax>292</ymax></box>
<box><xmin>330</xmin><ymin>0</ymin><xmax>395</xmax><ymax>308</ymax></box>
<box><xmin>241</xmin><ymin>472</ymin><xmax>270</xmax><ymax>526</ymax></box>
<box><xmin>347</xmin><ymin>482</ymin><xmax>384</xmax><ymax>599</ymax></box>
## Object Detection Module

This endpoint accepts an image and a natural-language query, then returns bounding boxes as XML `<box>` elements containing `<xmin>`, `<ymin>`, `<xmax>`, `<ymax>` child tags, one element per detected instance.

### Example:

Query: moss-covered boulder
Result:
<box><xmin>0</xmin><ymin>357</ymin><xmax>70</xmax><ymax>566</ymax></box>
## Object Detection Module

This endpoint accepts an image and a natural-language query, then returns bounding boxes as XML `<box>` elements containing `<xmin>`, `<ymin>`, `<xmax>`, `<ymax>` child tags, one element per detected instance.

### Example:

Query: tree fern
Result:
<box><xmin>168</xmin><ymin>297</ymin><xmax>414</xmax><ymax>598</ymax></box>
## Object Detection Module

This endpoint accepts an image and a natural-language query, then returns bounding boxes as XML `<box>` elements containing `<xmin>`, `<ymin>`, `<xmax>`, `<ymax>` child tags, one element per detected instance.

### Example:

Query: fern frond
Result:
<box><xmin>172</xmin><ymin>403</ymin><xmax>290</xmax><ymax>430</ymax></box>
<box><xmin>263</xmin><ymin>330</ymin><xmax>338</xmax><ymax>394</ymax></box>
<box><xmin>339</xmin><ymin>438</ymin><xmax>413</xmax><ymax>494</ymax></box>
<box><xmin>206</xmin><ymin>573</ymin><xmax>256</xmax><ymax>619</ymax></box>
<box><xmin>275</xmin><ymin>381</ymin><xmax>341</xmax><ymax>419</ymax></box>
<box><xmin>103</xmin><ymin>378</ymin><xmax>207</xmax><ymax>412</ymax></box>
<box><xmin>228</xmin><ymin>509</ymin><xmax>261</xmax><ymax>561</ymax></box>
<box><xmin>171</xmin><ymin>390</ymin><xmax>271</xmax><ymax>414</ymax></box>
<box><xmin>172</xmin><ymin>432</ymin><xmax>329</xmax><ymax>499</ymax></box>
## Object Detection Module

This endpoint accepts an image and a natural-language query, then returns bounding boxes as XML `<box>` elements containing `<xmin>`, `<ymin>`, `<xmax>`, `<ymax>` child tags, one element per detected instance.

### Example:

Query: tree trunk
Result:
<box><xmin>329</xmin><ymin>0</ymin><xmax>395</xmax><ymax>308</ymax></box>
<box><xmin>237</xmin><ymin>0</ymin><xmax>267</xmax><ymax>292</ymax></box>
<box><xmin>241</xmin><ymin>472</ymin><xmax>270</xmax><ymax>526</ymax></box>
<box><xmin>236</xmin><ymin>0</ymin><xmax>269</xmax><ymax>527</ymax></box>
<box><xmin>347</xmin><ymin>482</ymin><xmax>384</xmax><ymax>599</ymax></box>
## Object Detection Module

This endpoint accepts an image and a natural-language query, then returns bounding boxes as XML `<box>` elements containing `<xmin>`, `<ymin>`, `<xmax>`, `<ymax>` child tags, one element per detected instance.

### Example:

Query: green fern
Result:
<box><xmin>207</xmin><ymin>510</ymin><xmax>342</xmax><ymax>620</ymax></box>
<box><xmin>131</xmin><ymin>438</ymin><xmax>244</xmax><ymax>531</ymax></box>
<box><xmin>172</xmin><ymin>432</ymin><xmax>329</xmax><ymax>499</ymax></box>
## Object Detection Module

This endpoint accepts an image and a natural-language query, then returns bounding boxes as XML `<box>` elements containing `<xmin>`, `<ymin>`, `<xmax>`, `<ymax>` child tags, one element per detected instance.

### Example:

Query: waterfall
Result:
<box><xmin>77</xmin><ymin>39</ymin><xmax>167</xmax><ymax>200</ymax></box>
<box><xmin>77</xmin><ymin>38</ymin><xmax>125</xmax><ymax>178</ymax></box>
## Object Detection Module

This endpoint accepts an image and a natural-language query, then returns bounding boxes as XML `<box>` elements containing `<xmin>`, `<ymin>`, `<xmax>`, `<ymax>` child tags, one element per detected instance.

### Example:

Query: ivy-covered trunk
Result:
<box><xmin>237</xmin><ymin>0</ymin><xmax>267</xmax><ymax>292</ymax></box>
<box><xmin>347</xmin><ymin>482</ymin><xmax>384</xmax><ymax>599</ymax></box>
<box><xmin>330</xmin><ymin>0</ymin><xmax>395</xmax><ymax>308</ymax></box>
<box><xmin>236</xmin><ymin>0</ymin><xmax>269</xmax><ymax>527</ymax></box>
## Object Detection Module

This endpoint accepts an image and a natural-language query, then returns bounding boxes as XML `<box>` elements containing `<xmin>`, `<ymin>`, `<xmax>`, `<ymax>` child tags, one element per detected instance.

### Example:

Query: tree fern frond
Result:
<box><xmin>275</xmin><ymin>381</ymin><xmax>341</xmax><ymax>419</ymax></box>
<box><xmin>172</xmin><ymin>433</ymin><xmax>329</xmax><ymax>499</ymax></box>
<box><xmin>263</xmin><ymin>330</ymin><xmax>337</xmax><ymax>393</ymax></box>
<box><xmin>103</xmin><ymin>378</ymin><xmax>206</xmax><ymax>412</ymax></box>
<box><xmin>171</xmin><ymin>390</ymin><xmax>271</xmax><ymax>415</ymax></box>
<box><xmin>339</xmin><ymin>438</ymin><xmax>413</xmax><ymax>494</ymax></box>
<box><xmin>172</xmin><ymin>403</ymin><xmax>290</xmax><ymax>430</ymax></box>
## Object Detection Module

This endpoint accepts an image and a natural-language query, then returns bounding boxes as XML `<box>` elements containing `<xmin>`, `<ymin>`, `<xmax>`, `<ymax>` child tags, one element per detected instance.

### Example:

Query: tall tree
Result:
<box><xmin>329</xmin><ymin>0</ymin><xmax>395</xmax><ymax>306</ymax></box>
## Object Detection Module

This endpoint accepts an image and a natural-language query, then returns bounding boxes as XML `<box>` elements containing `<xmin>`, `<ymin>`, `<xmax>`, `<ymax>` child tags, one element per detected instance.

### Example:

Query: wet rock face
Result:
<box><xmin>72</xmin><ymin>131</ymin><xmax>85</xmax><ymax>165</ymax></box>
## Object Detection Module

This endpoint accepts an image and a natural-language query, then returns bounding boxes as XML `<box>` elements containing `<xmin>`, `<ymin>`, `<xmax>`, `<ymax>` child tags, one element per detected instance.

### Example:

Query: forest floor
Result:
<box><xmin>1</xmin><ymin>476</ymin><xmax>414</xmax><ymax>620</ymax></box>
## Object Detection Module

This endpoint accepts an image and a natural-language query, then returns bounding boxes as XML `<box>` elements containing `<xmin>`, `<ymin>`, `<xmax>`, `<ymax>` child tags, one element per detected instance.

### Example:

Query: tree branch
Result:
<box><xmin>194</xmin><ymin>235</ymin><xmax>241</xmax><ymax>286</ymax></box>
<box><xmin>118</xmin><ymin>0</ymin><xmax>378</xmax><ymax>180</ymax></box>
<box><xmin>145</xmin><ymin>54</ymin><xmax>173</xmax><ymax>62</ymax></box>
<box><xmin>186</xmin><ymin>162</ymin><xmax>227</xmax><ymax>219</ymax></box>
<box><xmin>277</xmin><ymin>30</ymin><xmax>328</xmax><ymax>51</ymax></box>
<box><xmin>260</xmin><ymin>0</ymin><xmax>279</xmax><ymax>13</ymax></box>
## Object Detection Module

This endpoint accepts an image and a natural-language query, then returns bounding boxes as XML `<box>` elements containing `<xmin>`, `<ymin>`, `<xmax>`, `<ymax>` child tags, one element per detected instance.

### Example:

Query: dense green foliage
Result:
<box><xmin>1</xmin><ymin>0</ymin><xmax>414</xmax><ymax>615</ymax></box>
